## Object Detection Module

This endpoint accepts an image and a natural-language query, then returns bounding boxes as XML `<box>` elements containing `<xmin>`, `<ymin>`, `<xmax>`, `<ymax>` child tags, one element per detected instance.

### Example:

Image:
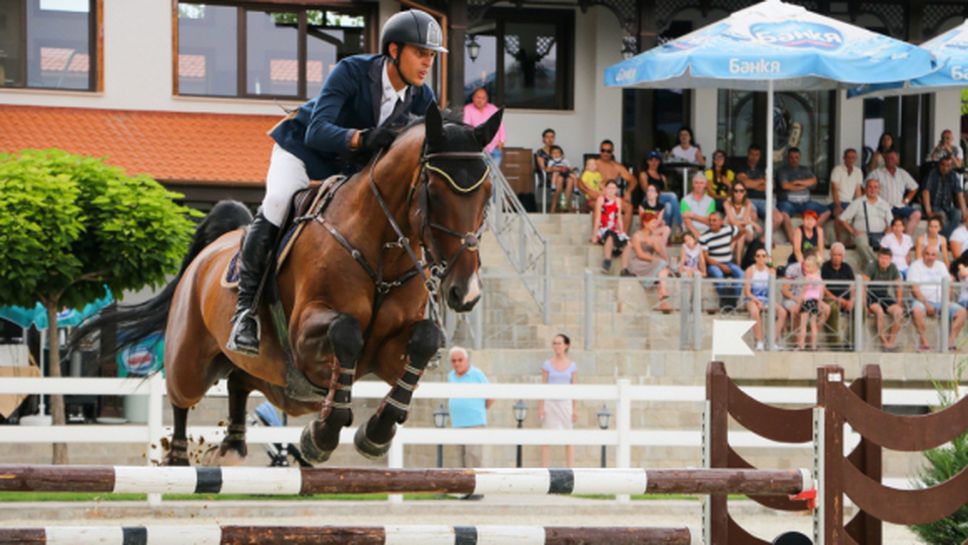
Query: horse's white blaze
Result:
<box><xmin>463</xmin><ymin>272</ymin><xmax>482</xmax><ymax>304</ymax></box>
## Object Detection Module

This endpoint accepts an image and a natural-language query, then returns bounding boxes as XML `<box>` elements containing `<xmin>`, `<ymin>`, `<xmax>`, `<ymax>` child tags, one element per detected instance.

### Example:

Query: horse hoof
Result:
<box><xmin>299</xmin><ymin>425</ymin><xmax>332</xmax><ymax>465</ymax></box>
<box><xmin>353</xmin><ymin>425</ymin><xmax>391</xmax><ymax>460</ymax></box>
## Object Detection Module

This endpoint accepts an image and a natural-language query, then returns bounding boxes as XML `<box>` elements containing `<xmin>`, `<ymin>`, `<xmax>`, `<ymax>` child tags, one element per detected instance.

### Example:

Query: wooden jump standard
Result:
<box><xmin>0</xmin><ymin>466</ymin><xmax>810</xmax><ymax>497</ymax></box>
<box><xmin>0</xmin><ymin>525</ymin><xmax>698</xmax><ymax>545</ymax></box>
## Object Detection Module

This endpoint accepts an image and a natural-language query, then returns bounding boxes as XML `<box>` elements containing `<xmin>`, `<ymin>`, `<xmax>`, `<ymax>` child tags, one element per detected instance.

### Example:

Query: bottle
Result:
<box><xmin>559</xmin><ymin>191</ymin><xmax>567</xmax><ymax>209</ymax></box>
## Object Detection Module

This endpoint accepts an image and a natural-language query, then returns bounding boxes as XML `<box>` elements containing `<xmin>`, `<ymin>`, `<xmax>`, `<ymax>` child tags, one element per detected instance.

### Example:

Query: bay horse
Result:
<box><xmin>76</xmin><ymin>104</ymin><xmax>502</xmax><ymax>465</ymax></box>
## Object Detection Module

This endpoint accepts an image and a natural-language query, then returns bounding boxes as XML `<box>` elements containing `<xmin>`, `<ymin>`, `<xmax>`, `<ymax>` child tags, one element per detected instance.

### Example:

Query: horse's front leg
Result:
<box><xmin>295</xmin><ymin>308</ymin><xmax>363</xmax><ymax>465</ymax></box>
<box><xmin>355</xmin><ymin>319</ymin><xmax>443</xmax><ymax>459</ymax></box>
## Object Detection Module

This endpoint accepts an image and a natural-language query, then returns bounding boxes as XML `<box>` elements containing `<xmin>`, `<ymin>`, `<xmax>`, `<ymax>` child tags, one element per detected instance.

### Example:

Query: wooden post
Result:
<box><xmin>817</xmin><ymin>365</ymin><xmax>846</xmax><ymax>545</ymax></box>
<box><xmin>705</xmin><ymin>361</ymin><xmax>729</xmax><ymax>545</ymax></box>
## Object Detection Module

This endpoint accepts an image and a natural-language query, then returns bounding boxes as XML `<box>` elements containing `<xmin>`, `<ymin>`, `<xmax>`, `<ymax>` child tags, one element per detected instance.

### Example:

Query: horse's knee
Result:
<box><xmin>408</xmin><ymin>320</ymin><xmax>443</xmax><ymax>363</ymax></box>
<box><xmin>329</xmin><ymin>314</ymin><xmax>363</xmax><ymax>364</ymax></box>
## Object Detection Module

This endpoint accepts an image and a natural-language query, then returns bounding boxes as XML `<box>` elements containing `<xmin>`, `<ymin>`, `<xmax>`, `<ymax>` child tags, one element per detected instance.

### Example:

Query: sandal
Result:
<box><xmin>917</xmin><ymin>344</ymin><xmax>931</xmax><ymax>353</ymax></box>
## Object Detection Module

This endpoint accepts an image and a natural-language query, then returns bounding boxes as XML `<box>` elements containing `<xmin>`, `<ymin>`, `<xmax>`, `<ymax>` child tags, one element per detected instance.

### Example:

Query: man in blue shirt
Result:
<box><xmin>229</xmin><ymin>9</ymin><xmax>445</xmax><ymax>355</ymax></box>
<box><xmin>447</xmin><ymin>346</ymin><xmax>492</xmax><ymax>481</ymax></box>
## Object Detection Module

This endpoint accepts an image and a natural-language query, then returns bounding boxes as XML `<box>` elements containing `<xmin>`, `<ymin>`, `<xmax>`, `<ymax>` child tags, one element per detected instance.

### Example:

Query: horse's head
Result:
<box><xmin>414</xmin><ymin>102</ymin><xmax>502</xmax><ymax>312</ymax></box>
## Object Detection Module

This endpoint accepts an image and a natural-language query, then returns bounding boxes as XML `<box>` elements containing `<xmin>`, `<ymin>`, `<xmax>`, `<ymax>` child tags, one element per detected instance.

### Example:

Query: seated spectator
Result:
<box><xmin>534</xmin><ymin>128</ymin><xmax>556</xmax><ymax>184</ymax></box>
<box><xmin>705</xmin><ymin>149</ymin><xmax>734</xmax><ymax>210</ymax></box>
<box><xmin>539</xmin><ymin>333</ymin><xmax>577</xmax><ymax>468</ymax></box>
<box><xmin>916</xmin><ymin>214</ymin><xmax>951</xmax><ymax>269</ymax></box>
<box><xmin>789</xmin><ymin>210</ymin><xmax>825</xmax><ymax>265</ymax></box>
<box><xmin>928</xmin><ymin>129</ymin><xmax>964</xmax><ymax>168</ymax></box>
<box><xmin>865</xmin><ymin>149</ymin><xmax>921</xmax><ymax>236</ymax></box>
<box><xmin>671</xmin><ymin>126</ymin><xmax>705</xmax><ymax>165</ymax></box>
<box><xmin>781</xmin><ymin>251</ymin><xmax>811</xmax><ymax>335</ymax></box>
<box><xmin>592</xmin><ymin>180</ymin><xmax>629</xmax><ymax>273</ymax></box>
<box><xmin>636</xmin><ymin>150</ymin><xmax>681</xmax><ymax>234</ymax></box>
<box><xmin>920</xmin><ymin>156</ymin><xmax>966</xmax><ymax>238</ymax></box>
<box><xmin>681</xmin><ymin>172</ymin><xmax>716</xmax><ymax>238</ymax></box>
<box><xmin>724</xmin><ymin>181</ymin><xmax>761</xmax><ymax>264</ymax></box>
<box><xmin>627</xmin><ymin>212</ymin><xmax>672</xmax><ymax>311</ymax></box>
<box><xmin>829</xmin><ymin>148</ymin><xmax>864</xmax><ymax>246</ymax></box>
<box><xmin>867</xmin><ymin>131</ymin><xmax>895</xmax><ymax>172</ymax></box>
<box><xmin>838</xmin><ymin>178</ymin><xmax>893</xmax><ymax>268</ymax></box>
<box><xmin>777</xmin><ymin>147</ymin><xmax>830</xmax><ymax>244</ymax></box>
<box><xmin>949</xmin><ymin>213</ymin><xmax>968</xmax><ymax>259</ymax></box>
<box><xmin>547</xmin><ymin>145</ymin><xmax>577</xmax><ymax>213</ymax></box>
<box><xmin>744</xmin><ymin>248</ymin><xmax>787</xmax><ymax>351</ymax></box>
<box><xmin>950</xmin><ymin>250</ymin><xmax>968</xmax><ymax>309</ymax></box>
<box><xmin>880</xmin><ymin>217</ymin><xmax>913</xmax><ymax>278</ymax></box>
<box><xmin>578</xmin><ymin>156</ymin><xmax>603</xmax><ymax>204</ymax></box>
<box><xmin>821</xmin><ymin>243</ymin><xmax>855</xmax><ymax>349</ymax></box>
<box><xmin>908</xmin><ymin>245</ymin><xmax>966</xmax><ymax>352</ymax></box>
<box><xmin>678</xmin><ymin>232</ymin><xmax>706</xmax><ymax>278</ymax></box>
<box><xmin>637</xmin><ymin>184</ymin><xmax>672</xmax><ymax>253</ymax></box>
<box><xmin>597</xmin><ymin>140</ymin><xmax>635</xmax><ymax>232</ymax></box>
<box><xmin>735</xmin><ymin>144</ymin><xmax>784</xmax><ymax>234</ymax></box>
<box><xmin>797</xmin><ymin>254</ymin><xmax>830</xmax><ymax>351</ymax></box>
<box><xmin>700</xmin><ymin>212</ymin><xmax>743</xmax><ymax>310</ymax></box>
<box><xmin>863</xmin><ymin>248</ymin><xmax>905</xmax><ymax>351</ymax></box>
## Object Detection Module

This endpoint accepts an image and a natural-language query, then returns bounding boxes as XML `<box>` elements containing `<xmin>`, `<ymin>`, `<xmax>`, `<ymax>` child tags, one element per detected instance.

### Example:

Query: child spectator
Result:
<box><xmin>678</xmin><ymin>232</ymin><xmax>706</xmax><ymax>278</ymax></box>
<box><xmin>916</xmin><ymin>214</ymin><xmax>951</xmax><ymax>269</ymax></box>
<box><xmin>592</xmin><ymin>180</ymin><xmax>629</xmax><ymax>273</ymax></box>
<box><xmin>744</xmin><ymin>248</ymin><xmax>787</xmax><ymax>351</ymax></box>
<box><xmin>547</xmin><ymin>145</ymin><xmax>577</xmax><ymax>213</ymax></box>
<box><xmin>797</xmin><ymin>254</ymin><xmax>829</xmax><ymax>351</ymax></box>
<box><xmin>790</xmin><ymin>210</ymin><xmax>825</xmax><ymax>265</ymax></box>
<box><xmin>864</xmin><ymin>248</ymin><xmax>904</xmax><ymax>351</ymax></box>
<box><xmin>539</xmin><ymin>333</ymin><xmax>578</xmax><ymax>468</ymax></box>
<box><xmin>578</xmin><ymin>156</ymin><xmax>603</xmax><ymax>204</ymax></box>
<box><xmin>880</xmin><ymin>217</ymin><xmax>913</xmax><ymax>278</ymax></box>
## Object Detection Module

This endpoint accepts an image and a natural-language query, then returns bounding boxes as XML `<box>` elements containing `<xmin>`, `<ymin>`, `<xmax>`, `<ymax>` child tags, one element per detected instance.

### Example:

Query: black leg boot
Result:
<box><xmin>227</xmin><ymin>213</ymin><xmax>279</xmax><ymax>356</ymax></box>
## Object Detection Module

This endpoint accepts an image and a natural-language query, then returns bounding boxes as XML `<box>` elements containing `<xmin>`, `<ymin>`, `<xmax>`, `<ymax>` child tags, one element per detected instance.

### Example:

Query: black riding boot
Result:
<box><xmin>227</xmin><ymin>213</ymin><xmax>279</xmax><ymax>356</ymax></box>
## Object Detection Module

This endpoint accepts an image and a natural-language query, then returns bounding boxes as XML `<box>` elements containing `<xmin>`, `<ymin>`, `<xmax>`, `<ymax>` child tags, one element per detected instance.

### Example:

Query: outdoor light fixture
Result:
<box><xmin>597</xmin><ymin>404</ymin><xmax>612</xmax><ymax>468</ymax></box>
<box><xmin>513</xmin><ymin>400</ymin><xmax>527</xmax><ymax>467</ymax></box>
<box><xmin>466</xmin><ymin>34</ymin><xmax>481</xmax><ymax>62</ymax></box>
<box><xmin>433</xmin><ymin>403</ymin><xmax>448</xmax><ymax>468</ymax></box>
<box><xmin>620</xmin><ymin>37</ymin><xmax>636</xmax><ymax>60</ymax></box>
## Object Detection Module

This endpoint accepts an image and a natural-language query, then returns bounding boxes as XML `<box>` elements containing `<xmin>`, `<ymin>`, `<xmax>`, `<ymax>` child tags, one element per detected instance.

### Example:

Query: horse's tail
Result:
<box><xmin>69</xmin><ymin>200</ymin><xmax>253</xmax><ymax>357</ymax></box>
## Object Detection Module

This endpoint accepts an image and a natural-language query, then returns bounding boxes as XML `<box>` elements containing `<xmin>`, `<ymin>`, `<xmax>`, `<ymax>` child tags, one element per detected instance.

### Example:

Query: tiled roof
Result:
<box><xmin>0</xmin><ymin>105</ymin><xmax>280</xmax><ymax>186</ymax></box>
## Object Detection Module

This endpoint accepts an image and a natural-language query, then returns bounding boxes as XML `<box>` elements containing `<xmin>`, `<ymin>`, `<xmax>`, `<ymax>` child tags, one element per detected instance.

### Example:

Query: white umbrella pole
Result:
<box><xmin>765</xmin><ymin>79</ymin><xmax>775</xmax><ymax>257</ymax></box>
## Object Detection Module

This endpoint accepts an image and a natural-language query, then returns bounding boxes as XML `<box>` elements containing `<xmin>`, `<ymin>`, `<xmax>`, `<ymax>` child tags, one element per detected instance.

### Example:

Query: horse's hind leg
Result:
<box><xmin>166</xmin><ymin>405</ymin><xmax>191</xmax><ymax>466</ymax></box>
<box><xmin>355</xmin><ymin>319</ymin><xmax>443</xmax><ymax>459</ymax></box>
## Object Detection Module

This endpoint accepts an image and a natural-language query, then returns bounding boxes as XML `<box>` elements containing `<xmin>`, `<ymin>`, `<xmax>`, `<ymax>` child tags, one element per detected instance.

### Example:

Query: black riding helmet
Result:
<box><xmin>381</xmin><ymin>9</ymin><xmax>448</xmax><ymax>55</ymax></box>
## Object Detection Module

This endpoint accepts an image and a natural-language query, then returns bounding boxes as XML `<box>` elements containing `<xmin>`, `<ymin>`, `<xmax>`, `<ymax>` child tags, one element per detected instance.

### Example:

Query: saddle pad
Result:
<box><xmin>221</xmin><ymin>175</ymin><xmax>344</xmax><ymax>290</ymax></box>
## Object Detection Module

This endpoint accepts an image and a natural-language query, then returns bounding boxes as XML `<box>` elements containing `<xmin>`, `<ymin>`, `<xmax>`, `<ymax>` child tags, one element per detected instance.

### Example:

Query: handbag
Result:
<box><xmin>863</xmin><ymin>201</ymin><xmax>882</xmax><ymax>251</ymax></box>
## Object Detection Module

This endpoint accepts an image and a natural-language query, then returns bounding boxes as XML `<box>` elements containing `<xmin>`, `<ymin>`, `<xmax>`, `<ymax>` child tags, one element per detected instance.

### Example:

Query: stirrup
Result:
<box><xmin>227</xmin><ymin>308</ymin><xmax>261</xmax><ymax>356</ymax></box>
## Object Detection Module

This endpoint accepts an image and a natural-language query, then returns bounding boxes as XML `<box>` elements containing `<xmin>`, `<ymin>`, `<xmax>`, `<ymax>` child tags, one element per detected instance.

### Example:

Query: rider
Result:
<box><xmin>228</xmin><ymin>9</ymin><xmax>446</xmax><ymax>356</ymax></box>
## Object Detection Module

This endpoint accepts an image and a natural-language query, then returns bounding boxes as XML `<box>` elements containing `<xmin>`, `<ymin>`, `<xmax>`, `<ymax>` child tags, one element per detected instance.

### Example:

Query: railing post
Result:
<box><xmin>692</xmin><ymin>273</ymin><xmax>702</xmax><ymax>351</ymax></box>
<box><xmin>147</xmin><ymin>373</ymin><xmax>165</xmax><ymax>507</ymax></box>
<box><xmin>767</xmin><ymin>273</ymin><xmax>777</xmax><ymax>350</ymax></box>
<box><xmin>471</xmin><ymin>294</ymin><xmax>484</xmax><ymax>350</ymax></box>
<box><xmin>679</xmin><ymin>276</ymin><xmax>691</xmax><ymax>350</ymax></box>
<box><xmin>584</xmin><ymin>269</ymin><xmax>595</xmax><ymax>350</ymax></box>
<box><xmin>616</xmin><ymin>379</ymin><xmax>631</xmax><ymax>503</ymax></box>
<box><xmin>940</xmin><ymin>277</ymin><xmax>950</xmax><ymax>353</ymax></box>
<box><xmin>542</xmin><ymin>239</ymin><xmax>551</xmax><ymax>324</ymax></box>
<box><xmin>853</xmin><ymin>276</ymin><xmax>864</xmax><ymax>353</ymax></box>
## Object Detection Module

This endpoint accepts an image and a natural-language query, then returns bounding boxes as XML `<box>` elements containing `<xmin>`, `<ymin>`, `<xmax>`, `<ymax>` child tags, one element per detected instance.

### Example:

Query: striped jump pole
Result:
<box><xmin>0</xmin><ymin>465</ymin><xmax>812</xmax><ymax>497</ymax></box>
<box><xmin>0</xmin><ymin>525</ymin><xmax>700</xmax><ymax>545</ymax></box>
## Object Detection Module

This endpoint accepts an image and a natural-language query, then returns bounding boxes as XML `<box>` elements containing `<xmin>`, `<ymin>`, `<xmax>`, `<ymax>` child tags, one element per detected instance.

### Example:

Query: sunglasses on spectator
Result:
<box><xmin>733</xmin><ymin>188</ymin><xmax>746</xmax><ymax>193</ymax></box>
<box><xmin>600</xmin><ymin>148</ymin><xmax>613</xmax><ymax>153</ymax></box>
<box><xmin>755</xmin><ymin>253</ymin><xmax>768</xmax><ymax>258</ymax></box>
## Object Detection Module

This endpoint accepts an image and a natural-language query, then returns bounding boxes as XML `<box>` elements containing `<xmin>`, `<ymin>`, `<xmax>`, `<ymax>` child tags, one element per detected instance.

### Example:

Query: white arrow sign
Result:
<box><xmin>711</xmin><ymin>320</ymin><xmax>756</xmax><ymax>359</ymax></box>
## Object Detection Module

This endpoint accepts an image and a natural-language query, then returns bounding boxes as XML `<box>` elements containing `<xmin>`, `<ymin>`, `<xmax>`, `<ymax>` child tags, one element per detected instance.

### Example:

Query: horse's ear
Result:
<box><xmin>474</xmin><ymin>108</ymin><xmax>504</xmax><ymax>149</ymax></box>
<box><xmin>425</xmin><ymin>101</ymin><xmax>443</xmax><ymax>149</ymax></box>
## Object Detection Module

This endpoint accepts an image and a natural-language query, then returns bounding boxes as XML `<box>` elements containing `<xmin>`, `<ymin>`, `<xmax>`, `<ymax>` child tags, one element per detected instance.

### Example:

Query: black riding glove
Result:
<box><xmin>360</xmin><ymin>126</ymin><xmax>399</xmax><ymax>152</ymax></box>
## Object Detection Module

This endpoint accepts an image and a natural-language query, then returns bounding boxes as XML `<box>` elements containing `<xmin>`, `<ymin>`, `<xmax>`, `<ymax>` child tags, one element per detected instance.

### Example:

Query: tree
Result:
<box><xmin>0</xmin><ymin>149</ymin><xmax>198</xmax><ymax>464</ymax></box>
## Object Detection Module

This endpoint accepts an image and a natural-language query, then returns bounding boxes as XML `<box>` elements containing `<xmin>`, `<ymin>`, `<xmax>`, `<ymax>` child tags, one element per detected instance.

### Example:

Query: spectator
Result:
<box><xmin>949</xmin><ymin>213</ymin><xmax>968</xmax><ymax>259</ymax></box>
<box><xmin>865</xmin><ymin>149</ymin><xmax>921</xmax><ymax>236</ymax></box>
<box><xmin>539</xmin><ymin>333</ymin><xmax>578</xmax><ymax>468</ymax></box>
<box><xmin>637</xmin><ymin>184</ymin><xmax>672</xmax><ymax>253</ymax></box>
<box><xmin>724</xmin><ymin>180</ymin><xmax>761</xmax><ymax>264</ymax></box>
<box><xmin>735</xmin><ymin>144</ymin><xmax>784</xmax><ymax>234</ymax></box>
<box><xmin>867</xmin><ymin>131</ymin><xmax>895</xmax><ymax>173</ymax></box>
<box><xmin>578</xmin><ymin>156</ymin><xmax>603</xmax><ymax>204</ymax></box>
<box><xmin>592</xmin><ymin>180</ymin><xmax>629</xmax><ymax>273</ymax></box>
<box><xmin>700</xmin><ymin>212</ymin><xmax>743</xmax><ymax>311</ymax></box>
<box><xmin>829</xmin><ymin>148</ymin><xmax>864</xmax><ymax>246</ymax></box>
<box><xmin>597</xmin><ymin>139</ymin><xmax>634</xmax><ymax>232</ymax></box>
<box><xmin>547</xmin><ymin>145</ymin><xmax>577</xmax><ymax>213</ymax></box>
<box><xmin>637</xmin><ymin>150</ymin><xmax>682</xmax><ymax>233</ymax></box>
<box><xmin>921</xmin><ymin>156</ymin><xmax>967</xmax><ymax>237</ymax></box>
<box><xmin>671</xmin><ymin>126</ymin><xmax>705</xmax><ymax>165</ymax></box>
<box><xmin>916</xmin><ymin>214</ymin><xmax>951</xmax><ymax>269</ymax></box>
<box><xmin>838</xmin><ymin>178</ymin><xmax>893</xmax><ymax>267</ymax></box>
<box><xmin>950</xmin><ymin>250</ymin><xmax>968</xmax><ymax>309</ymax></box>
<box><xmin>781</xmin><ymin>250</ymin><xmax>812</xmax><ymax>335</ymax></box>
<box><xmin>821</xmin><ymin>243</ymin><xmax>855</xmax><ymax>349</ymax></box>
<box><xmin>928</xmin><ymin>129</ymin><xmax>964</xmax><ymax>168</ymax></box>
<box><xmin>628</xmin><ymin>209</ymin><xmax>673</xmax><ymax>310</ymax></box>
<box><xmin>789</xmin><ymin>210</ymin><xmax>825</xmax><ymax>265</ymax></box>
<box><xmin>744</xmin><ymin>248</ymin><xmax>787</xmax><ymax>351</ymax></box>
<box><xmin>908</xmin><ymin>245</ymin><xmax>966</xmax><ymax>352</ymax></box>
<box><xmin>681</xmin><ymin>172</ymin><xmax>716</xmax><ymax>238</ymax></box>
<box><xmin>535</xmin><ymin>128</ymin><xmax>556</xmax><ymax>183</ymax></box>
<box><xmin>705</xmin><ymin>149</ymin><xmax>734</xmax><ymax>209</ymax></box>
<box><xmin>797</xmin><ymin>255</ymin><xmax>829</xmax><ymax>351</ymax></box>
<box><xmin>777</xmin><ymin>147</ymin><xmax>830</xmax><ymax>244</ymax></box>
<box><xmin>463</xmin><ymin>87</ymin><xmax>506</xmax><ymax>165</ymax></box>
<box><xmin>880</xmin><ymin>217</ymin><xmax>913</xmax><ymax>278</ymax></box>
<box><xmin>447</xmin><ymin>346</ymin><xmax>493</xmax><ymax>482</ymax></box>
<box><xmin>863</xmin><ymin>248</ymin><xmax>905</xmax><ymax>351</ymax></box>
<box><xmin>678</xmin><ymin>232</ymin><xmax>706</xmax><ymax>278</ymax></box>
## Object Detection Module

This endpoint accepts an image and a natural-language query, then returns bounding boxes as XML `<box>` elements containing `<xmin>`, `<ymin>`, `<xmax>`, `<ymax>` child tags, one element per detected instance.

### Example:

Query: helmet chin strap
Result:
<box><xmin>390</xmin><ymin>44</ymin><xmax>415</xmax><ymax>88</ymax></box>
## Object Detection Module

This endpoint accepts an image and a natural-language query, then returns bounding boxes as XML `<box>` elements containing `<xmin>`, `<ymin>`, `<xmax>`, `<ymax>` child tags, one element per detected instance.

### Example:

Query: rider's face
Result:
<box><xmin>394</xmin><ymin>44</ymin><xmax>436</xmax><ymax>86</ymax></box>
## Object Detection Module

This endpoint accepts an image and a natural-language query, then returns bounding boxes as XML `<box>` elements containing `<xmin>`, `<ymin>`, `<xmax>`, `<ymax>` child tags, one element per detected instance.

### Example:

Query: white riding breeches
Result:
<box><xmin>262</xmin><ymin>143</ymin><xmax>310</xmax><ymax>227</ymax></box>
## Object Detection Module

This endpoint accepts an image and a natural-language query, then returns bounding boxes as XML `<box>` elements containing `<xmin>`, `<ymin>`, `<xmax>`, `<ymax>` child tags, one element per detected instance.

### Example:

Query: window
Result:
<box><xmin>176</xmin><ymin>2</ymin><xmax>374</xmax><ymax>99</ymax></box>
<box><xmin>0</xmin><ymin>0</ymin><xmax>98</xmax><ymax>91</ymax></box>
<box><xmin>464</xmin><ymin>8</ymin><xmax>573</xmax><ymax>110</ymax></box>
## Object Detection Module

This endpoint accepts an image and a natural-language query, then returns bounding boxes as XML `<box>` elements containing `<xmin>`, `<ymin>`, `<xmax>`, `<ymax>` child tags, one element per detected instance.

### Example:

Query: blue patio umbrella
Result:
<box><xmin>604</xmin><ymin>0</ymin><xmax>936</xmax><ymax>252</ymax></box>
<box><xmin>0</xmin><ymin>286</ymin><xmax>114</xmax><ymax>331</ymax></box>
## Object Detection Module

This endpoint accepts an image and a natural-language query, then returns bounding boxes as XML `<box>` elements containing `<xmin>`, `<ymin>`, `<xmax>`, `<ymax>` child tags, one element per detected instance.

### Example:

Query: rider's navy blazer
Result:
<box><xmin>269</xmin><ymin>54</ymin><xmax>436</xmax><ymax>180</ymax></box>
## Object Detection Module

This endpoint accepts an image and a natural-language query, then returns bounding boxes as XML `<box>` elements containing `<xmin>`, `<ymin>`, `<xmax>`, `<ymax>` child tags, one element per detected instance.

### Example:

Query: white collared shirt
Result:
<box><xmin>379</xmin><ymin>59</ymin><xmax>409</xmax><ymax>126</ymax></box>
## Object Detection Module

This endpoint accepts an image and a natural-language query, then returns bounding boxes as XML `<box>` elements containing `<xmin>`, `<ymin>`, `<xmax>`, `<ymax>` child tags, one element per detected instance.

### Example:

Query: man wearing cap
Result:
<box><xmin>228</xmin><ymin>9</ymin><xmax>446</xmax><ymax>355</ymax></box>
